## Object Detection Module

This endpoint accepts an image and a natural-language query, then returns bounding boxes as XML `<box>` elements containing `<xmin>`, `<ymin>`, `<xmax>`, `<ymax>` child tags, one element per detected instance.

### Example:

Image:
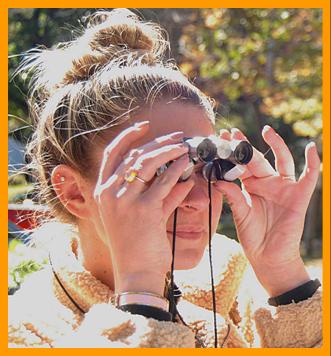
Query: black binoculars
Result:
<box><xmin>156</xmin><ymin>135</ymin><xmax>253</xmax><ymax>183</ymax></box>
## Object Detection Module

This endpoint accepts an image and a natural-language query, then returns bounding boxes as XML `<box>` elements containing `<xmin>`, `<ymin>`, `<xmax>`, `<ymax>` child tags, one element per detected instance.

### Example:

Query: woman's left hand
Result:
<box><xmin>214</xmin><ymin>126</ymin><xmax>321</xmax><ymax>297</ymax></box>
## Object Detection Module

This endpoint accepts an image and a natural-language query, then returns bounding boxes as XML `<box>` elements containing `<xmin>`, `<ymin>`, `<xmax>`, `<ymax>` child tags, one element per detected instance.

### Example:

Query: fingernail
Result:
<box><xmin>219</xmin><ymin>129</ymin><xmax>229</xmax><ymax>134</ymax></box>
<box><xmin>169</xmin><ymin>131</ymin><xmax>184</xmax><ymax>139</ymax></box>
<box><xmin>262</xmin><ymin>125</ymin><xmax>272</xmax><ymax>134</ymax></box>
<box><xmin>177</xmin><ymin>143</ymin><xmax>189</xmax><ymax>149</ymax></box>
<box><xmin>231</xmin><ymin>128</ymin><xmax>240</xmax><ymax>133</ymax></box>
<box><xmin>307</xmin><ymin>141</ymin><xmax>316</xmax><ymax>149</ymax></box>
<box><xmin>135</xmin><ymin>121</ymin><xmax>150</xmax><ymax>128</ymax></box>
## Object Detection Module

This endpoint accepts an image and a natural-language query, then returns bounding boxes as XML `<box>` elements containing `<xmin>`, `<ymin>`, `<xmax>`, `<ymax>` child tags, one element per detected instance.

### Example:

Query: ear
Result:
<box><xmin>51</xmin><ymin>164</ymin><xmax>91</xmax><ymax>220</ymax></box>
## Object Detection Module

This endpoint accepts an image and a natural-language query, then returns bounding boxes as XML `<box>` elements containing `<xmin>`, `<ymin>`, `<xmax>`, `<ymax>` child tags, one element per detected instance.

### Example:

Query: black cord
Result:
<box><xmin>207</xmin><ymin>166</ymin><xmax>218</xmax><ymax>348</ymax></box>
<box><xmin>48</xmin><ymin>252</ymin><xmax>86</xmax><ymax>314</ymax></box>
<box><xmin>169</xmin><ymin>208</ymin><xmax>178</xmax><ymax>319</ymax></box>
<box><xmin>174</xmin><ymin>303</ymin><xmax>206</xmax><ymax>348</ymax></box>
<box><xmin>169</xmin><ymin>165</ymin><xmax>220</xmax><ymax>348</ymax></box>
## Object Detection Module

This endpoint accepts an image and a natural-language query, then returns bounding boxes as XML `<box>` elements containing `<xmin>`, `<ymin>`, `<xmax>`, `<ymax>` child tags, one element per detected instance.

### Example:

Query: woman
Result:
<box><xmin>8</xmin><ymin>9</ymin><xmax>322</xmax><ymax>348</ymax></box>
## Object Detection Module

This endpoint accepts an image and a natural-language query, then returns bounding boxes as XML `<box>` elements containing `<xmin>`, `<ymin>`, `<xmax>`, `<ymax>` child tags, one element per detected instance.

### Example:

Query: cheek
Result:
<box><xmin>82</xmin><ymin>179</ymin><xmax>101</xmax><ymax>218</ymax></box>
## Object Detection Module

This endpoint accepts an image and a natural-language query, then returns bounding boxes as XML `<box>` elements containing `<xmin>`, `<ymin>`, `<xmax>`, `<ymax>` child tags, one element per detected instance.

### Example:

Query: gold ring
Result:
<box><xmin>124</xmin><ymin>170</ymin><xmax>148</xmax><ymax>185</ymax></box>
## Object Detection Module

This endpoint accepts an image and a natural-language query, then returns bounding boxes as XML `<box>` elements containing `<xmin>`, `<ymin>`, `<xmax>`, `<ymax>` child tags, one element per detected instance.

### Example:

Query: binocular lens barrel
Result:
<box><xmin>196</xmin><ymin>138</ymin><xmax>217</xmax><ymax>162</ymax></box>
<box><xmin>233</xmin><ymin>141</ymin><xmax>253</xmax><ymax>164</ymax></box>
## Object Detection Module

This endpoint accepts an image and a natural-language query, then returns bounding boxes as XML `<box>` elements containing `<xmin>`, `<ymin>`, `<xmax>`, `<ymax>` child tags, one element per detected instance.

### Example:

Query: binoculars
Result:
<box><xmin>156</xmin><ymin>135</ymin><xmax>253</xmax><ymax>183</ymax></box>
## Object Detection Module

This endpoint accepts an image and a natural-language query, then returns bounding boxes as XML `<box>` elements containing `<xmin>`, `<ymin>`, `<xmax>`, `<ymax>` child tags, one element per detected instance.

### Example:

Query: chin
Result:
<box><xmin>166</xmin><ymin>230</ymin><xmax>208</xmax><ymax>270</ymax></box>
<box><xmin>173</xmin><ymin>247</ymin><xmax>205</xmax><ymax>270</ymax></box>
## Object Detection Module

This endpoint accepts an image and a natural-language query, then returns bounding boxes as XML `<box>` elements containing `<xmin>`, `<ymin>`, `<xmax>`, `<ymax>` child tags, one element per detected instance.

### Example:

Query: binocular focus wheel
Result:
<box><xmin>202</xmin><ymin>161</ymin><xmax>223</xmax><ymax>182</ymax></box>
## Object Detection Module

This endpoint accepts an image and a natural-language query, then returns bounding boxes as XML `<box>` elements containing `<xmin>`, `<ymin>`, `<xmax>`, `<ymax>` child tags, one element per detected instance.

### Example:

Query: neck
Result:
<box><xmin>77</xmin><ymin>220</ymin><xmax>115</xmax><ymax>291</ymax></box>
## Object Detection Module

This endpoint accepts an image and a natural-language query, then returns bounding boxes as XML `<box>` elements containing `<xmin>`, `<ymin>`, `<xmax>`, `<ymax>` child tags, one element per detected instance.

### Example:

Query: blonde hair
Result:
<box><xmin>18</xmin><ymin>8</ymin><xmax>215</xmax><ymax>223</ymax></box>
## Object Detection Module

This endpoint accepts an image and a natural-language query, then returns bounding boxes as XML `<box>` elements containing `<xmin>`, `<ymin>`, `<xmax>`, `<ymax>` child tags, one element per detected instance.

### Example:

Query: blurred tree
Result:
<box><xmin>178</xmin><ymin>9</ymin><xmax>322</xmax><ymax>150</ymax></box>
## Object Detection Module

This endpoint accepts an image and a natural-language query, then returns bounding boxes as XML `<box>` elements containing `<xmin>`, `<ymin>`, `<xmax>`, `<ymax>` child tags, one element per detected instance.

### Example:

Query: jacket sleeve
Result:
<box><xmin>253</xmin><ymin>290</ymin><xmax>322</xmax><ymax>348</ymax></box>
<box><xmin>53</xmin><ymin>303</ymin><xmax>196</xmax><ymax>348</ymax></box>
<box><xmin>237</xmin><ymin>262</ymin><xmax>323</xmax><ymax>348</ymax></box>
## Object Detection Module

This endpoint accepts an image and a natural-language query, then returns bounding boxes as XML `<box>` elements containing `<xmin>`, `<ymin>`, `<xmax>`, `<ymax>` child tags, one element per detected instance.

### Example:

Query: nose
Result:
<box><xmin>179</xmin><ymin>179</ymin><xmax>210</xmax><ymax>212</ymax></box>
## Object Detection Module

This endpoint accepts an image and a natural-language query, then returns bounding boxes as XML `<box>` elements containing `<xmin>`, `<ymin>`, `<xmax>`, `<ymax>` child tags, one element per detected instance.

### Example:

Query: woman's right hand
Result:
<box><xmin>93</xmin><ymin>121</ymin><xmax>195</xmax><ymax>295</ymax></box>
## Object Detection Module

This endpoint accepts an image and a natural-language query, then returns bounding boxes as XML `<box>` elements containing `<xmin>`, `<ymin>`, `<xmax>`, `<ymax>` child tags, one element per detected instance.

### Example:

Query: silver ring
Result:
<box><xmin>281</xmin><ymin>174</ymin><xmax>296</xmax><ymax>181</ymax></box>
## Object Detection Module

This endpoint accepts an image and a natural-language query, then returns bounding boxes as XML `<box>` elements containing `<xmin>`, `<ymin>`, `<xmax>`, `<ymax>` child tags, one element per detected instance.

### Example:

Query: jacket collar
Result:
<box><xmin>48</xmin><ymin>226</ymin><xmax>111</xmax><ymax>314</ymax></box>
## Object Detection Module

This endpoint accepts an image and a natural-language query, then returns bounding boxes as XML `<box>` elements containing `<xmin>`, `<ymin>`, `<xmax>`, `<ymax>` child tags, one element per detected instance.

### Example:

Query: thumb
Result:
<box><xmin>214</xmin><ymin>180</ymin><xmax>251</xmax><ymax>225</ymax></box>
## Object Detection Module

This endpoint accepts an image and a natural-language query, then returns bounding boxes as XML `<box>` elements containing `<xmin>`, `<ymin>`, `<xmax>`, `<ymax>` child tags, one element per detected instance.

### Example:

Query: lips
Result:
<box><xmin>167</xmin><ymin>226</ymin><xmax>205</xmax><ymax>240</ymax></box>
<box><xmin>167</xmin><ymin>226</ymin><xmax>204</xmax><ymax>233</ymax></box>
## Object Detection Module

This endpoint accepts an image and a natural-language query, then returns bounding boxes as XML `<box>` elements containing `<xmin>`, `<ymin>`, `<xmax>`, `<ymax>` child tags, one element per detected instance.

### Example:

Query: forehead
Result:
<box><xmin>131</xmin><ymin>102</ymin><xmax>215</xmax><ymax>146</ymax></box>
<box><xmin>89</xmin><ymin>102</ymin><xmax>215</xmax><ymax>177</ymax></box>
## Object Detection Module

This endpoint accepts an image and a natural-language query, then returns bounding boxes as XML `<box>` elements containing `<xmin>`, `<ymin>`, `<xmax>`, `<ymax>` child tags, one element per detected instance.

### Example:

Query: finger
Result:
<box><xmin>117</xmin><ymin>144</ymin><xmax>189</xmax><ymax>195</ymax></box>
<box><xmin>230</xmin><ymin>127</ymin><xmax>247</xmax><ymax>141</ymax></box>
<box><xmin>97</xmin><ymin>121</ymin><xmax>150</xmax><ymax>185</ymax></box>
<box><xmin>162</xmin><ymin>178</ymin><xmax>195</xmax><ymax>219</ymax></box>
<box><xmin>219</xmin><ymin>129</ymin><xmax>231</xmax><ymax>141</ymax></box>
<box><xmin>104</xmin><ymin>130</ymin><xmax>185</xmax><ymax>184</ymax></box>
<box><xmin>297</xmin><ymin>142</ymin><xmax>321</xmax><ymax>202</ymax></box>
<box><xmin>214</xmin><ymin>180</ymin><xmax>251</xmax><ymax>225</ymax></box>
<box><xmin>231</xmin><ymin>128</ymin><xmax>276</xmax><ymax>178</ymax></box>
<box><xmin>143</xmin><ymin>154</ymin><xmax>192</xmax><ymax>201</ymax></box>
<box><xmin>262</xmin><ymin>125</ymin><xmax>295</xmax><ymax>179</ymax></box>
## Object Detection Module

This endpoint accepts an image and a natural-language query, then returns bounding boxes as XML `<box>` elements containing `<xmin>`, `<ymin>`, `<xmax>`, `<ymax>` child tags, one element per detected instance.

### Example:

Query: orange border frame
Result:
<box><xmin>1</xmin><ymin>1</ymin><xmax>330</xmax><ymax>354</ymax></box>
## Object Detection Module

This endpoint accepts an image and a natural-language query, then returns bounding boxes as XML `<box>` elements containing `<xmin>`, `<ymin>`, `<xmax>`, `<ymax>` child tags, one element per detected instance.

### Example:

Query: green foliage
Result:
<box><xmin>8</xmin><ymin>183</ymin><xmax>34</xmax><ymax>203</ymax></box>
<box><xmin>8</xmin><ymin>240</ymin><xmax>48</xmax><ymax>291</ymax></box>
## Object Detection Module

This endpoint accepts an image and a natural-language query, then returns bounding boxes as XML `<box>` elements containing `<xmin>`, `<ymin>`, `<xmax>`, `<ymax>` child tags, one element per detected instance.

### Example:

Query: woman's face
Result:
<box><xmin>88</xmin><ymin>102</ymin><xmax>224</xmax><ymax>270</ymax></box>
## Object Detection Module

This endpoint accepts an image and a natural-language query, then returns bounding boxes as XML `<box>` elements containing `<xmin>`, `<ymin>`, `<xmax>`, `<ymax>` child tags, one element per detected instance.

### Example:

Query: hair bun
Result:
<box><xmin>89</xmin><ymin>9</ymin><xmax>164</xmax><ymax>53</ymax></box>
<box><xmin>61</xmin><ymin>9</ymin><xmax>169</xmax><ymax>85</ymax></box>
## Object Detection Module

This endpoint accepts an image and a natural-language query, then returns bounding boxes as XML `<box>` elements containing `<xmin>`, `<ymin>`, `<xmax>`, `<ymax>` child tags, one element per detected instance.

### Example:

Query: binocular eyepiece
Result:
<box><xmin>156</xmin><ymin>135</ymin><xmax>253</xmax><ymax>183</ymax></box>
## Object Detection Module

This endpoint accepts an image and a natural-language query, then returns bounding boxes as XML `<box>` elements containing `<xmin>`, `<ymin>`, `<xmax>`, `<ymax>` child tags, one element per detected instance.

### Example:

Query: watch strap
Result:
<box><xmin>268</xmin><ymin>278</ymin><xmax>321</xmax><ymax>307</ymax></box>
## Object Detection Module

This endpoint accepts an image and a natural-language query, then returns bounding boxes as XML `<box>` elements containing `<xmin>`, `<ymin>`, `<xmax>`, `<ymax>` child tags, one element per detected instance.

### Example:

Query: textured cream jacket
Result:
<box><xmin>8</xmin><ymin>227</ymin><xmax>322</xmax><ymax>348</ymax></box>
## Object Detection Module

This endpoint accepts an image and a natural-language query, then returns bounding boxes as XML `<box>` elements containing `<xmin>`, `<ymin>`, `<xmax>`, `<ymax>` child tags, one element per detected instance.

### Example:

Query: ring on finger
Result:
<box><xmin>281</xmin><ymin>174</ymin><xmax>296</xmax><ymax>181</ymax></box>
<box><xmin>124</xmin><ymin>169</ymin><xmax>149</xmax><ymax>185</ymax></box>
